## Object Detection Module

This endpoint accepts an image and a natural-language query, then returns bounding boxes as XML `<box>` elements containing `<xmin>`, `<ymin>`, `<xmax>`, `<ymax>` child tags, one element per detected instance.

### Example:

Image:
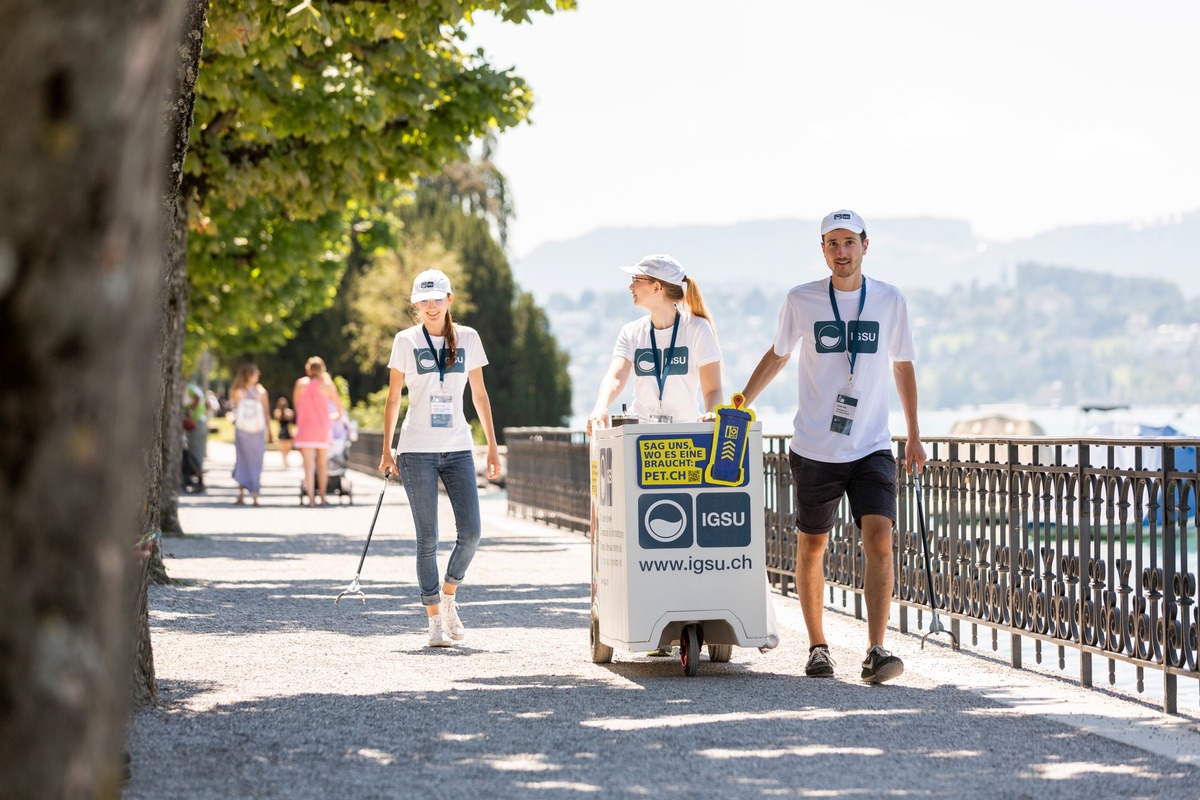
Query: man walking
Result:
<box><xmin>739</xmin><ymin>210</ymin><xmax>926</xmax><ymax>683</ymax></box>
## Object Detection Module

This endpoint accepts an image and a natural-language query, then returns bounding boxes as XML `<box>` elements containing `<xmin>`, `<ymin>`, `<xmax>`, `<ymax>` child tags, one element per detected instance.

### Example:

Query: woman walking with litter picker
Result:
<box><xmin>379</xmin><ymin>269</ymin><xmax>501</xmax><ymax>648</ymax></box>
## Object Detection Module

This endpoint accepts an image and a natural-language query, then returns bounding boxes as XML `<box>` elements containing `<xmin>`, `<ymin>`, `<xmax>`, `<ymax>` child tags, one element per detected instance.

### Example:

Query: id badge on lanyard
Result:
<box><xmin>430</xmin><ymin>390</ymin><xmax>453</xmax><ymax>428</ymax></box>
<box><xmin>828</xmin><ymin>279</ymin><xmax>866</xmax><ymax>436</ymax></box>
<box><xmin>422</xmin><ymin>324</ymin><xmax>455</xmax><ymax>428</ymax></box>
<box><xmin>649</xmin><ymin>311</ymin><xmax>680</xmax><ymax>424</ymax></box>
<box><xmin>830</xmin><ymin>388</ymin><xmax>858</xmax><ymax>435</ymax></box>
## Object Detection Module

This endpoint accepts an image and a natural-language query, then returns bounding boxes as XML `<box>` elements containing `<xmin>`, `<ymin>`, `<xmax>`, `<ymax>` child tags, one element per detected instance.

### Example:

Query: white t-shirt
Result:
<box><xmin>771</xmin><ymin>276</ymin><xmax>916</xmax><ymax>463</ymax></box>
<box><xmin>612</xmin><ymin>308</ymin><xmax>721</xmax><ymax>423</ymax></box>
<box><xmin>387</xmin><ymin>323</ymin><xmax>489</xmax><ymax>454</ymax></box>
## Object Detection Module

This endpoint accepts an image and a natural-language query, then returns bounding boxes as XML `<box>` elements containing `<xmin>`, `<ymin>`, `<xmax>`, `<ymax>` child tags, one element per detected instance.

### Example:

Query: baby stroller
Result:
<box><xmin>298</xmin><ymin>418</ymin><xmax>355</xmax><ymax>505</ymax></box>
<box><xmin>326</xmin><ymin>431</ymin><xmax>354</xmax><ymax>504</ymax></box>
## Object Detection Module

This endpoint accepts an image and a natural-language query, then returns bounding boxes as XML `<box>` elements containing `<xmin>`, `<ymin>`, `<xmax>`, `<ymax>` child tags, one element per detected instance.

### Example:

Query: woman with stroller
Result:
<box><xmin>230</xmin><ymin>363</ymin><xmax>273</xmax><ymax>506</ymax></box>
<box><xmin>586</xmin><ymin>254</ymin><xmax>724</xmax><ymax>655</ymax></box>
<box><xmin>378</xmin><ymin>269</ymin><xmax>501</xmax><ymax>648</ymax></box>
<box><xmin>293</xmin><ymin>356</ymin><xmax>344</xmax><ymax>507</ymax></box>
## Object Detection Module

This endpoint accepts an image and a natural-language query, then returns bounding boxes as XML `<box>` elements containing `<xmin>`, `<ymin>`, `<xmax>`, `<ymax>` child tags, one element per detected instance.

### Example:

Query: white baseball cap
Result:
<box><xmin>820</xmin><ymin>209</ymin><xmax>867</xmax><ymax>237</ymax></box>
<box><xmin>619</xmin><ymin>254</ymin><xmax>687</xmax><ymax>287</ymax></box>
<box><xmin>411</xmin><ymin>269</ymin><xmax>452</xmax><ymax>302</ymax></box>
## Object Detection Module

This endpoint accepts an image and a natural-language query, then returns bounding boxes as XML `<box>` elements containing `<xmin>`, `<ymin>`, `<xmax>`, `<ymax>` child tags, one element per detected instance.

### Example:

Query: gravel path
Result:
<box><xmin>126</xmin><ymin>442</ymin><xmax>1200</xmax><ymax>799</ymax></box>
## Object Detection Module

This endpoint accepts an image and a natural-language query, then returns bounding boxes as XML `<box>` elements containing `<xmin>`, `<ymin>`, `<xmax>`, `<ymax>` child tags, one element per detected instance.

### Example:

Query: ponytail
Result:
<box><xmin>663</xmin><ymin>278</ymin><xmax>718</xmax><ymax>343</ymax></box>
<box><xmin>443</xmin><ymin>309</ymin><xmax>459</xmax><ymax>369</ymax></box>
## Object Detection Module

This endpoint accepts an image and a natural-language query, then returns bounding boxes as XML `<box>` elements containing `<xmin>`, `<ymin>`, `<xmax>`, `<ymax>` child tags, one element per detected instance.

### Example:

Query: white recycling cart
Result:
<box><xmin>588</xmin><ymin>410</ymin><xmax>778</xmax><ymax>676</ymax></box>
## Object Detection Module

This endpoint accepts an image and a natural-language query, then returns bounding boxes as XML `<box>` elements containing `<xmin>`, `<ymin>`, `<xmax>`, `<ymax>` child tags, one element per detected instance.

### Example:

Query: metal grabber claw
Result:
<box><xmin>913</xmin><ymin>468</ymin><xmax>959</xmax><ymax>651</ymax></box>
<box><xmin>334</xmin><ymin>466</ymin><xmax>393</xmax><ymax>606</ymax></box>
<box><xmin>334</xmin><ymin>576</ymin><xmax>366</xmax><ymax>606</ymax></box>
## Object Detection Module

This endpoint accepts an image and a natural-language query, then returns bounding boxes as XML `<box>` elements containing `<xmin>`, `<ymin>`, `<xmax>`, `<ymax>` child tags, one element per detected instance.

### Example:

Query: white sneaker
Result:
<box><xmin>440</xmin><ymin>593</ymin><xmax>466</xmax><ymax>640</ymax></box>
<box><xmin>427</xmin><ymin>615</ymin><xmax>451</xmax><ymax>647</ymax></box>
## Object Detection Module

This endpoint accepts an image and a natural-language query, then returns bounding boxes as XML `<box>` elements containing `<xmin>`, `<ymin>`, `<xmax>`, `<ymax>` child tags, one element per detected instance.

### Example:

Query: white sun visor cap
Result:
<box><xmin>411</xmin><ymin>269</ymin><xmax>452</xmax><ymax>302</ymax></box>
<box><xmin>619</xmin><ymin>254</ymin><xmax>687</xmax><ymax>287</ymax></box>
<box><xmin>820</xmin><ymin>209</ymin><xmax>866</xmax><ymax>236</ymax></box>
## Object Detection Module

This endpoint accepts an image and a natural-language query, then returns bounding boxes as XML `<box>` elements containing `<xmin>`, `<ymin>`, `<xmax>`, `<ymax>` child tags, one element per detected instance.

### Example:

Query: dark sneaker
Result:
<box><xmin>805</xmin><ymin>644</ymin><xmax>835</xmax><ymax>677</ymax></box>
<box><xmin>861</xmin><ymin>645</ymin><xmax>904</xmax><ymax>683</ymax></box>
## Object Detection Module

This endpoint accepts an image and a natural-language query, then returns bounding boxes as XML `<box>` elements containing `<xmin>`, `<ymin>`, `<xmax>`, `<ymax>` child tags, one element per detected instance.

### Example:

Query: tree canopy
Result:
<box><xmin>185</xmin><ymin>0</ymin><xmax>575</xmax><ymax>355</ymax></box>
<box><xmin>254</xmin><ymin>181</ymin><xmax>574</xmax><ymax>437</ymax></box>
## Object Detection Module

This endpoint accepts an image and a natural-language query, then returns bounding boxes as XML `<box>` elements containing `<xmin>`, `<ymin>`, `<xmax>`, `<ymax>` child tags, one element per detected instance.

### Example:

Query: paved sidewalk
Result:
<box><xmin>127</xmin><ymin>442</ymin><xmax>1200</xmax><ymax>799</ymax></box>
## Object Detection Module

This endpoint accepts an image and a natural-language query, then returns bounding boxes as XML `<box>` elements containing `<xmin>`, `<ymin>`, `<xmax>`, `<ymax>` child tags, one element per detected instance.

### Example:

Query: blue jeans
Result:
<box><xmin>399</xmin><ymin>450</ymin><xmax>482</xmax><ymax>606</ymax></box>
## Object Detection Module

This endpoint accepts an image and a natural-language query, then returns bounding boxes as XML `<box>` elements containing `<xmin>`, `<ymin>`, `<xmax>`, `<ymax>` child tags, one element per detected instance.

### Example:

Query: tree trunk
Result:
<box><xmin>157</xmin><ymin>1</ymin><xmax>208</xmax><ymax>544</ymax></box>
<box><xmin>149</xmin><ymin>192</ymin><xmax>190</xmax><ymax>550</ymax></box>
<box><xmin>0</xmin><ymin>1</ymin><xmax>184</xmax><ymax>796</ymax></box>
<box><xmin>130</xmin><ymin>550</ymin><xmax>159</xmax><ymax>709</ymax></box>
<box><xmin>132</xmin><ymin>0</ymin><xmax>210</xmax><ymax>706</ymax></box>
<box><xmin>157</xmin><ymin>198</ymin><xmax>190</xmax><ymax>539</ymax></box>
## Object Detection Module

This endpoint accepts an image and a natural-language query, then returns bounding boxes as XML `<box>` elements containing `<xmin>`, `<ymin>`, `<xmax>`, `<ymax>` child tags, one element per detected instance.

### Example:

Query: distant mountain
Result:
<box><xmin>511</xmin><ymin>213</ymin><xmax>1200</xmax><ymax>301</ymax></box>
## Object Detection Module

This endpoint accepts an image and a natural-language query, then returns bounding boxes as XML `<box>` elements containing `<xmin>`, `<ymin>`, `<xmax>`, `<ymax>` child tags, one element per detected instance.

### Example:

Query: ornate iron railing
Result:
<box><xmin>504</xmin><ymin>428</ymin><xmax>591</xmax><ymax>532</ymax></box>
<box><xmin>505</xmin><ymin>428</ymin><xmax>1200</xmax><ymax>713</ymax></box>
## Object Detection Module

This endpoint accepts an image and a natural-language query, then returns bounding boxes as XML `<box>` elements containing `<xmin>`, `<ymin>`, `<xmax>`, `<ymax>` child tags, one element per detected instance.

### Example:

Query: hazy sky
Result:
<box><xmin>468</xmin><ymin>1</ymin><xmax>1200</xmax><ymax>258</ymax></box>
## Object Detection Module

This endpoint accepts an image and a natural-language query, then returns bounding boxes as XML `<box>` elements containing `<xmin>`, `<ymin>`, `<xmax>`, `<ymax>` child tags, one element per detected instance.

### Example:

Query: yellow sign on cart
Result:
<box><xmin>637</xmin><ymin>437</ymin><xmax>707</xmax><ymax>485</ymax></box>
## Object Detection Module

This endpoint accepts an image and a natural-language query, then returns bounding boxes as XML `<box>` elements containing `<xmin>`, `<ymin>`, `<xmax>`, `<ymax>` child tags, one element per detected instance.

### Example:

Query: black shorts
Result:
<box><xmin>788</xmin><ymin>449</ymin><xmax>897</xmax><ymax>534</ymax></box>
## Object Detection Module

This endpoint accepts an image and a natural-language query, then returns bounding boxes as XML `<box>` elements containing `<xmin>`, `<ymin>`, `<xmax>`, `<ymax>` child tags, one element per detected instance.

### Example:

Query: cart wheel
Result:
<box><xmin>680</xmin><ymin>624</ymin><xmax>700</xmax><ymax>677</ymax></box>
<box><xmin>707</xmin><ymin>643</ymin><xmax>733</xmax><ymax>663</ymax></box>
<box><xmin>590</xmin><ymin>616</ymin><xmax>613</xmax><ymax>664</ymax></box>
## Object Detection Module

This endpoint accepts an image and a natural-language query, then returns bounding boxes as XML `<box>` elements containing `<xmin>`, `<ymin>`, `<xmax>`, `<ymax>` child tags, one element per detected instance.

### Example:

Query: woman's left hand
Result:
<box><xmin>699</xmin><ymin>411</ymin><xmax>717</xmax><ymax>423</ymax></box>
<box><xmin>486</xmin><ymin>446</ymin><xmax>501</xmax><ymax>481</ymax></box>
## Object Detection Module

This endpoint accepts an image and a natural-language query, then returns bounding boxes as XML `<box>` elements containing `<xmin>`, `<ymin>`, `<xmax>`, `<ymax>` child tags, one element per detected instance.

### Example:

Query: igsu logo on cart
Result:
<box><xmin>637</xmin><ymin>493</ymin><xmax>693</xmax><ymax>549</ymax></box>
<box><xmin>696</xmin><ymin>492</ymin><xmax>751</xmax><ymax>548</ymax></box>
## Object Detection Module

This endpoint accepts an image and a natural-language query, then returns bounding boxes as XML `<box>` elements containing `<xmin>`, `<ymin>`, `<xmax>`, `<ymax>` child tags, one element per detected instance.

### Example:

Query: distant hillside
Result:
<box><xmin>512</xmin><ymin>213</ymin><xmax>1200</xmax><ymax>301</ymax></box>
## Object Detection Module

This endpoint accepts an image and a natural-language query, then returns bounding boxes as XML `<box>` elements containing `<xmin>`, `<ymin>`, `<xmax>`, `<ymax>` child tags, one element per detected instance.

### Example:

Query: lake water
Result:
<box><xmin>574</xmin><ymin>404</ymin><xmax>1200</xmax><ymax>438</ymax></box>
<box><xmin>760</xmin><ymin>403</ymin><xmax>1200</xmax><ymax>438</ymax></box>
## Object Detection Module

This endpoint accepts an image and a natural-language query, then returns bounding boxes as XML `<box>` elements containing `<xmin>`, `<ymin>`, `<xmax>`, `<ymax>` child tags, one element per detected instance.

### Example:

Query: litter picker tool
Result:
<box><xmin>913</xmin><ymin>468</ymin><xmax>959</xmax><ymax>650</ymax></box>
<box><xmin>335</xmin><ymin>466</ymin><xmax>393</xmax><ymax>605</ymax></box>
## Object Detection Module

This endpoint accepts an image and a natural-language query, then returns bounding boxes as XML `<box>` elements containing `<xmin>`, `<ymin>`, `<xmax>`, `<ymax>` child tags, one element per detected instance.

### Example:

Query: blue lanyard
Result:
<box><xmin>647</xmin><ymin>310</ymin><xmax>681</xmax><ymax>402</ymax></box>
<box><xmin>828</xmin><ymin>278</ymin><xmax>867</xmax><ymax>378</ymax></box>
<box><xmin>421</xmin><ymin>325</ymin><xmax>446</xmax><ymax>384</ymax></box>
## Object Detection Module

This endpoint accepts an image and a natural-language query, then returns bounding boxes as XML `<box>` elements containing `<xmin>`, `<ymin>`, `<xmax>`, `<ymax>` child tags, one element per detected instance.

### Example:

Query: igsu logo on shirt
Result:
<box><xmin>633</xmin><ymin>347</ymin><xmax>690</xmax><ymax>376</ymax></box>
<box><xmin>813</xmin><ymin>321</ymin><xmax>880</xmax><ymax>354</ymax></box>
<box><xmin>411</xmin><ymin>348</ymin><xmax>466</xmax><ymax>374</ymax></box>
